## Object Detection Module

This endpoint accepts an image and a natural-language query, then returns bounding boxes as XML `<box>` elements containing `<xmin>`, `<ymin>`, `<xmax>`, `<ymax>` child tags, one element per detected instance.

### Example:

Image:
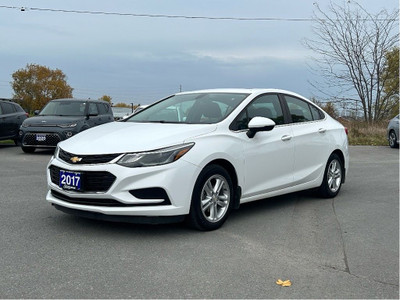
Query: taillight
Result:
<box><xmin>344</xmin><ymin>127</ymin><xmax>348</xmax><ymax>135</ymax></box>
<box><xmin>25</xmin><ymin>113</ymin><xmax>29</xmax><ymax>118</ymax></box>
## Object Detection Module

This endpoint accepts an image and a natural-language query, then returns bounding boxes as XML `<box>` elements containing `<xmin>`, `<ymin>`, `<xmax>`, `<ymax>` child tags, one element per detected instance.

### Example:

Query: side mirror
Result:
<box><xmin>34</xmin><ymin>110</ymin><xmax>40</xmax><ymax>116</ymax></box>
<box><xmin>246</xmin><ymin>117</ymin><xmax>276</xmax><ymax>138</ymax></box>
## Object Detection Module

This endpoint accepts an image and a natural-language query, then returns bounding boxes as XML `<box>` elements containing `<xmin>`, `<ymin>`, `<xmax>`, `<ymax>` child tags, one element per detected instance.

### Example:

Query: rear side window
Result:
<box><xmin>14</xmin><ymin>104</ymin><xmax>25</xmax><ymax>112</ymax></box>
<box><xmin>310</xmin><ymin>104</ymin><xmax>324</xmax><ymax>120</ymax></box>
<box><xmin>1</xmin><ymin>102</ymin><xmax>16</xmax><ymax>114</ymax></box>
<box><xmin>284</xmin><ymin>95</ymin><xmax>313</xmax><ymax>123</ymax></box>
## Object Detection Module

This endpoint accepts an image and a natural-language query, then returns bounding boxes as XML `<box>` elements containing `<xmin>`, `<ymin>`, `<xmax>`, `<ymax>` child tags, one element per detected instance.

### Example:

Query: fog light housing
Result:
<box><xmin>65</xmin><ymin>132</ymin><xmax>73</xmax><ymax>138</ymax></box>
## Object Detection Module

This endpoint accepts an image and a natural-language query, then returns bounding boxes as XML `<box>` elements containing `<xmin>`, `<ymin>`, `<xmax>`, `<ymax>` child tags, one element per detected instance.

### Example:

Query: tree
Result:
<box><xmin>99</xmin><ymin>95</ymin><xmax>112</xmax><ymax>103</ymax></box>
<box><xmin>381</xmin><ymin>47</ymin><xmax>399</xmax><ymax>118</ymax></box>
<box><xmin>11</xmin><ymin>64</ymin><xmax>73</xmax><ymax>113</ymax></box>
<box><xmin>312</xmin><ymin>97</ymin><xmax>339</xmax><ymax>119</ymax></box>
<box><xmin>113</xmin><ymin>102</ymin><xmax>132</xmax><ymax>108</ymax></box>
<box><xmin>305</xmin><ymin>2</ymin><xmax>399</xmax><ymax>123</ymax></box>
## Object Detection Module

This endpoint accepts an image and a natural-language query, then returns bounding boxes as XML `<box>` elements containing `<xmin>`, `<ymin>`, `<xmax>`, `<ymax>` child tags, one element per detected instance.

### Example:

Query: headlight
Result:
<box><xmin>59</xmin><ymin>123</ymin><xmax>77</xmax><ymax>128</ymax></box>
<box><xmin>117</xmin><ymin>143</ymin><xmax>194</xmax><ymax>168</ymax></box>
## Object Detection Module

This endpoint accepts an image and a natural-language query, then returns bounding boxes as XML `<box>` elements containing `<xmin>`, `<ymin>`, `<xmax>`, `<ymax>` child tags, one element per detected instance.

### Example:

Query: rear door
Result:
<box><xmin>0</xmin><ymin>102</ymin><xmax>19</xmax><ymax>138</ymax></box>
<box><xmin>281</xmin><ymin>94</ymin><xmax>329</xmax><ymax>185</ymax></box>
<box><xmin>0</xmin><ymin>103</ymin><xmax>5</xmax><ymax>138</ymax></box>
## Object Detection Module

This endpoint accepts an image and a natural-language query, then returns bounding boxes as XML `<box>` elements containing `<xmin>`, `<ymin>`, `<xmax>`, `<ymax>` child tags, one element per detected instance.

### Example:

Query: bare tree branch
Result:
<box><xmin>304</xmin><ymin>1</ymin><xmax>399</xmax><ymax>122</ymax></box>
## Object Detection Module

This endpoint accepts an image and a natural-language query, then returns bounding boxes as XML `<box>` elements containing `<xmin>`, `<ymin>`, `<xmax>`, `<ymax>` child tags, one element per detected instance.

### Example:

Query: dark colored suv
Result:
<box><xmin>0</xmin><ymin>100</ymin><xmax>28</xmax><ymax>145</ymax></box>
<box><xmin>19</xmin><ymin>98</ymin><xmax>113</xmax><ymax>153</ymax></box>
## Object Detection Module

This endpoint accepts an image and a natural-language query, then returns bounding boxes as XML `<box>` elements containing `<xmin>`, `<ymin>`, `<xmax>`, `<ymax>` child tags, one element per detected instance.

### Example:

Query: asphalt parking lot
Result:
<box><xmin>0</xmin><ymin>144</ymin><xmax>398</xmax><ymax>298</ymax></box>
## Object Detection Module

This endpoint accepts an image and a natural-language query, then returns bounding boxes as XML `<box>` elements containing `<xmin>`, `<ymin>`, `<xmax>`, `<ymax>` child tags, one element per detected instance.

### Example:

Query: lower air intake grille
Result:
<box><xmin>49</xmin><ymin>165</ymin><xmax>116</xmax><ymax>192</ymax></box>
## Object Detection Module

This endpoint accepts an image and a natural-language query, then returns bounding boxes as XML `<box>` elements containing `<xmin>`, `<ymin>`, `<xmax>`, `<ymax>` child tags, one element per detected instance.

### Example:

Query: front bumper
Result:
<box><xmin>46</xmin><ymin>155</ymin><xmax>200</xmax><ymax>218</ymax></box>
<box><xmin>20</xmin><ymin>127</ymin><xmax>79</xmax><ymax>148</ymax></box>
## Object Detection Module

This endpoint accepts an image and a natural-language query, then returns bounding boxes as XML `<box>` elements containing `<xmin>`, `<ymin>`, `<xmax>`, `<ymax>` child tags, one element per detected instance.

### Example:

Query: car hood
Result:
<box><xmin>59</xmin><ymin>122</ymin><xmax>217</xmax><ymax>154</ymax></box>
<box><xmin>22</xmin><ymin>115</ymin><xmax>84</xmax><ymax>127</ymax></box>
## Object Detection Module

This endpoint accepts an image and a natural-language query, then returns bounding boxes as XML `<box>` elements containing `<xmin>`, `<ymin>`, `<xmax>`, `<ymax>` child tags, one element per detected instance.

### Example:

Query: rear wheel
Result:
<box><xmin>187</xmin><ymin>165</ymin><xmax>234</xmax><ymax>231</ymax></box>
<box><xmin>21</xmin><ymin>146</ymin><xmax>35</xmax><ymax>153</ymax></box>
<box><xmin>389</xmin><ymin>130</ymin><xmax>399</xmax><ymax>148</ymax></box>
<box><xmin>318</xmin><ymin>153</ymin><xmax>343</xmax><ymax>198</ymax></box>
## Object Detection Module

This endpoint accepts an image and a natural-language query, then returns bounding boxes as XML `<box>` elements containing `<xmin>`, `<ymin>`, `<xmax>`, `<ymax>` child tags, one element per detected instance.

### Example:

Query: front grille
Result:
<box><xmin>23</xmin><ymin>133</ymin><xmax>61</xmax><ymax>146</ymax></box>
<box><xmin>51</xmin><ymin>190</ymin><xmax>132</xmax><ymax>207</ymax></box>
<box><xmin>49</xmin><ymin>165</ymin><xmax>116</xmax><ymax>192</ymax></box>
<box><xmin>59</xmin><ymin>149</ymin><xmax>121</xmax><ymax>165</ymax></box>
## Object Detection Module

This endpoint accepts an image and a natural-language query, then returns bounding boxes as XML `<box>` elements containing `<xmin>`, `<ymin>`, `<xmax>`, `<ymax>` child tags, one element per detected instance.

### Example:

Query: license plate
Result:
<box><xmin>36</xmin><ymin>134</ymin><xmax>46</xmax><ymax>142</ymax></box>
<box><xmin>59</xmin><ymin>170</ymin><xmax>81</xmax><ymax>191</ymax></box>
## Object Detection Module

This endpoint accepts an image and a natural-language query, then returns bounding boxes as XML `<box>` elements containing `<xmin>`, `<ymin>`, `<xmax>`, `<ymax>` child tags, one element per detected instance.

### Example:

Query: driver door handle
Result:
<box><xmin>281</xmin><ymin>135</ymin><xmax>292</xmax><ymax>141</ymax></box>
<box><xmin>318</xmin><ymin>128</ymin><xmax>326</xmax><ymax>134</ymax></box>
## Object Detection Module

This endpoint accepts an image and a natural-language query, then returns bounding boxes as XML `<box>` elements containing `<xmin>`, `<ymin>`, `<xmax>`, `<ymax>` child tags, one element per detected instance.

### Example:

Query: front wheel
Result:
<box><xmin>318</xmin><ymin>153</ymin><xmax>343</xmax><ymax>198</ymax></box>
<box><xmin>389</xmin><ymin>130</ymin><xmax>399</xmax><ymax>148</ymax></box>
<box><xmin>187</xmin><ymin>165</ymin><xmax>234</xmax><ymax>231</ymax></box>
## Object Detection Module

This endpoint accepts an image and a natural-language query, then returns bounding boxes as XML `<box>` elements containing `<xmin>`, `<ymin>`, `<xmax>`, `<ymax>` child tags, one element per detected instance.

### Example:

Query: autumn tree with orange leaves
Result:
<box><xmin>11</xmin><ymin>64</ymin><xmax>73</xmax><ymax>113</ymax></box>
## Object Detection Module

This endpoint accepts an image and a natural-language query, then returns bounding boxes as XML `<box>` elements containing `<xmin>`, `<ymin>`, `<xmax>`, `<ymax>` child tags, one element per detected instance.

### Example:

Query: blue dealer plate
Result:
<box><xmin>59</xmin><ymin>170</ymin><xmax>81</xmax><ymax>191</ymax></box>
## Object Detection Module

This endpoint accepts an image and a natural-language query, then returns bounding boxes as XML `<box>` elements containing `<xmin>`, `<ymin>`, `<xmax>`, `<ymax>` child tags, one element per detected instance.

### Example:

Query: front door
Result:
<box><xmin>231</xmin><ymin>94</ymin><xmax>294</xmax><ymax>201</ymax></box>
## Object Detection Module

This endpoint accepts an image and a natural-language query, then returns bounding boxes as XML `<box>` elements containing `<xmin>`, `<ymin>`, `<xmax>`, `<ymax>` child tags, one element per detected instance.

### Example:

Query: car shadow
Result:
<box><xmin>20</xmin><ymin>149</ymin><xmax>55</xmax><ymax>155</ymax></box>
<box><xmin>49</xmin><ymin>189</ymin><xmax>323</xmax><ymax>236</ymax></box>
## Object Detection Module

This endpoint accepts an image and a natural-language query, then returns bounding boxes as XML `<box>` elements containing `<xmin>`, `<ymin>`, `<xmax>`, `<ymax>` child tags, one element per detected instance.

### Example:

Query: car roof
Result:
<box><xmin>50</xmin><ymin>98</ymin><xmax>110</xmax><ymax>104</ymax></box>
<box><xmin>176</xmin><ymin>88</ymin><xmax>308</xmax><ymax>99</ymax></box>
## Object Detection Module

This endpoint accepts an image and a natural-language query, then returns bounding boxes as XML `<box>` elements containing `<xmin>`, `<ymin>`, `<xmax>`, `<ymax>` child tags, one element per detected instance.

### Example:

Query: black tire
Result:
<box><xmin>187</xmin><ymin>164</ymin><xmax>234</xmax><ymax>231</ymax></box>
<box><xmin>21</xmin><ymin>146</ymin><xmax>35</xmax><ymax>153</ymax></box>
<box><xmin>318</xmin><ymin>153</ymin><xmax>344</xmax><ymax>198</ymax></box>
<box><xmin>388</xmin><ymin>130</ymin><xmax>399</xmax><ymax>148</ymax></box>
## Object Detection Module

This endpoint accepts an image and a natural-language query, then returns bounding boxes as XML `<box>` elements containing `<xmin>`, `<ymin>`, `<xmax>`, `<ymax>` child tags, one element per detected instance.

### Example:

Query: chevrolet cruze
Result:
<box><xmin>46</xmin><ymin>89</ymin><xmax>349</xmax><ymax>230</ymax></box>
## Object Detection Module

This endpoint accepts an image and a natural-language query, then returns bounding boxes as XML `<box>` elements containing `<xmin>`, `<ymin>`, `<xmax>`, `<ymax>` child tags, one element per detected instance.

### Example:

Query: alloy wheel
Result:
<box><xmin>200</xmin><ymin>174</ymin><xmax>230</xmax><ymax>223</ymax></box>
<box><xmin>327</xmin><ymin>159</ymin><xmax>342</xmax><ymax>193</ymax></box>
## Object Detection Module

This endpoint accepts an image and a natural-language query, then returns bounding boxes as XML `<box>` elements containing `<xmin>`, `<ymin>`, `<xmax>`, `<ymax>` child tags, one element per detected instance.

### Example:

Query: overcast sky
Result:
<box><xmin>0</xmin><ymin>0</ymin><xmax>398</xmax><ymax>105</ymax></box>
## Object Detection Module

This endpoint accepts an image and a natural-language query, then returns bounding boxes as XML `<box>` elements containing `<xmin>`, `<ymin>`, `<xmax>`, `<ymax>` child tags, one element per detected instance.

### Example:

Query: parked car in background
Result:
<box><xmin>387</xmin><ymin>114</ymin><xmax>399</xmax><ymax>148</ymax></box>
<box><xmin>112</xmin><ymin>107</ymin><xmax>132</xmax><ymax>121</ymax></box>
<box><xmin>0</xmin><ymin>99</ymin><xmax>28</xmax><ymax>145</ymax></box>
<box><xmin>46</xmin><ymin>89</ymin><xmax>349</xmax><ymax>230</ymax></box>
<box><xmin>20</xmin><ymin>98</ymin><xmax>113</xmax><ymax>153</ymax></box>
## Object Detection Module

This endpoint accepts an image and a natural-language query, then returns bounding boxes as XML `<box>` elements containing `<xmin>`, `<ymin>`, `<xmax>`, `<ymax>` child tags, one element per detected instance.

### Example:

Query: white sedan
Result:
<box><xmin>46</xmin><ymin>89</ymin><xmax>349</xmax><ymax>230</ymax></box>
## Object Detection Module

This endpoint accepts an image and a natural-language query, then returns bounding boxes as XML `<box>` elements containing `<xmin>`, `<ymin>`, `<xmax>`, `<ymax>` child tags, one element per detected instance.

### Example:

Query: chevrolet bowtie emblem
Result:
<box><xmin>70</xmin><ymin>156</ymin><xmax>82</xmax><ymax>163</ymax></box>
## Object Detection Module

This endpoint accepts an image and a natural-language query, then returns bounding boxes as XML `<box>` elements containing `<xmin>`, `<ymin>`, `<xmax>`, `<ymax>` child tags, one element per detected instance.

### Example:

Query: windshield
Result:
<box><xmin>40</xmin><ymin>101</ymin><xmax>87</xmax><ymax>116</ymax></box>
<box><xmin>127</xmin><ymin>92</ymin><xmax>249</xmax><ymax>124</ymax></box>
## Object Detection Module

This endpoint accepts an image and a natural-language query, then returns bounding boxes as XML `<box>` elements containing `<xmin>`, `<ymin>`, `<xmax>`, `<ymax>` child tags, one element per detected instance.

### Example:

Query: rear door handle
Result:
<box><xmin>318</xmin><ymin>128</ymin><xmax>326</xmax><ymax>134</ymax></box>
<box><xmin>281</xmin><ymin>135</ymin><xmax>292</xmax><ymax>141</ymax></box>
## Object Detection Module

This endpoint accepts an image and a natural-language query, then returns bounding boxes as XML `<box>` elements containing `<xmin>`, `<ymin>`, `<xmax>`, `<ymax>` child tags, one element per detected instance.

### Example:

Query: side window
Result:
<box><xmin>310</xmin><ymin>104</ymin><xmax>324</xmax><ymax>120</ymax></box>
<box><xmin>231</xmin><ymin>94</ymin><xmax>284</xmax><ymax>130</ymax></box>
<box><xmin>285</xmin><ymin>96</ymin><xmax>313</xmax><ymax>123</ymax></box>
<box><xmin>97</xmin><ymin>103</ymin><xmax>108</xmax><ymax>115</ymax></box>
<box><xmin>2</xmin><ymin>103</ymin><xmax>16</xmax><ymax>114</ymax></box>
<box><xmin>15</xmin><ymin>104</ymin><xmax>24</xmax><ymax>112</ymax></box>
<box><xmin>88</xmin><ymin>103</ymin><xmax>99</xmax><ymax>115</ymax></box>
